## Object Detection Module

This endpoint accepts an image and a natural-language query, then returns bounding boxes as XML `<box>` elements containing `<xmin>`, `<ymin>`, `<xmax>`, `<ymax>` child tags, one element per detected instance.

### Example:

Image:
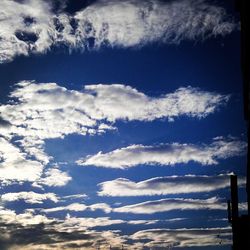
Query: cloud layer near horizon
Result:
<box><xmin>131</xmin><ymin>227</ymin><xmax>231</xmax><ymax>248</ymax></box>
<box><xmin>0</xmin><ymin>204</ymin><xmax>232</xmax><ymax>249</ymax></box>
<box><xmin>0</xmin><ymin>0</ymin><xmax>237</xmax><ymax>63</ymax></box>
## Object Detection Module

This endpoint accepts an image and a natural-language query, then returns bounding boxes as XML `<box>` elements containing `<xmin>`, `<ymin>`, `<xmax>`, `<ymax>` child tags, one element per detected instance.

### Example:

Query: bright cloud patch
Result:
<box><xmin>113</xmin><ymin>197</ymin><xmax>226</xmax><ymax>214</ymax></box>
<box><xmin>0</xmin><ymin>137</ymin><xmax>43</xmax><ymax>184</ymax></box>
<box><xmin>131</xmin><ymin>227</ymin><xmax>232</xmax><ymax>248</ymax></box>
<box><xmin>55</xmin><ymin>214</ymin><xmax>124</xmax><ymax>232</ymax></box>
<box><xmin>1</xmin><ymin>191</ymin><xmax>58</xmax><ymax>204</ymax></box>
<box><xmin>0</xmin><ymin>81</ymin><xmax>229</xmax><ymax>185</ymax></box>
<box><xmin>0</xmin><ymin>206</ymin><xmax>54</xmax><ymax>226</ymax></box>
<box><xmin>98</xmin><ymin>174</ymin><xmax>246</xmax><ymax>196</ymax></box>
<box><xmin>33</xmin><ymin>168</ymin><xmax>72</xmax><ymax>188</ymax></box>
<box><xmin>78</xmin><ymin>137</ymin><xmax>246</xmax><ymax>168</ymax></box>
<box><xmin>42</xmin><ymin>202</ymin><xmax>111</xmax><ymax>214</ymax></box>
<box><xmin>0</xmin><ymin>0</ymin><xmax>237</xmax><ymax>63</ymax></box>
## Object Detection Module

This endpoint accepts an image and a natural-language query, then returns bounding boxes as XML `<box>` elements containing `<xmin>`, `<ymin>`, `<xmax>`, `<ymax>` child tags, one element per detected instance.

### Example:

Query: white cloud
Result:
<box><xmin>34</xmin><ymin>168</ymin><xmax>72</xmax><ymax>187</ymax></box>
<box><xmin>17</xmin><ymin>137</ymin><xmax>51</xmax><ymax>165</ymax></box>
<box><xmin>78</xmin><ymin>137</ymin><xmax>246</xmax><ymax>168</ymax></box>
<box><xmin>127</xmin><ymin>220</ymin><xmax>159</xmax><ymax>225</ymax></box>
<box><xmin>0</xmin><ymin>137</ymin><xmax>43</xmax><ymax>184</ymax></box>
<box><xmin>84</xmin><ymin>84</ymin><xmax>230</xmax><ymax>122</ymax></box>
<box><xmin>42</xmin><ymin>202</ymin><xmax>112</xmax><ymax>214</ymax></box>
<box><xmin>55</xmin><ymin>214</ymin><xmax>124</xmax><ymax>232</ymax></box>
<box><xmin>88</xmin><ymin>203</ymin><xmax>112</xmax><ymax>213</ymax></box>
<box><xmin>41</xmin><ymin>203</ymin><xmax>87</xmax><ymax>213</ymax></box>
<box><xmin>0</xmin><ymin>81</ymin><xmax>229</xmax><ymax>184</ymax></box>
<box><xmin>131</xmin><ymin>227</ymin><xmax>232</xmax><ymax>248</ymax></box>
<box><xmin>1</xmin><ymin>191</ymin><xmax>59</xmax><ymax>204</ymax></box>
<box><xmin>0</xmin><ymin>0</ymin><xmax>237</xmax><ymax>63</ymax></box>
<box><xmin>62</xmin><ymin>194</ymin><xmax>88</xmax><ymax>200</ymax></box>
<box><xmin>98</xmin><ymin>174</ymin><xmax>246</xmax><ymax>196</ymax></box>
<box><xmin>0</xmin><ymin>204</ymin><xmax>232</xmax><ymax>249</ymax></box>
<box><xmin>0</xmin><ymin>206</ymin><xmax>54</xmax><ymax>226</ymax></box>
<box><xmin>113</xmin><ymin>197</ymin><xmax>226</xmax><ymax>214</ymax></box>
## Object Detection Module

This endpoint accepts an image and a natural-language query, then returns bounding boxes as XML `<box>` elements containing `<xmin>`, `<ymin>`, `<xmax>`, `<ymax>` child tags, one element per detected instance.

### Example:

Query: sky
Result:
<box><xmin>0</xmin><ymin>0</ymin><xmax>248</xmax><ymax>249</ymax></box>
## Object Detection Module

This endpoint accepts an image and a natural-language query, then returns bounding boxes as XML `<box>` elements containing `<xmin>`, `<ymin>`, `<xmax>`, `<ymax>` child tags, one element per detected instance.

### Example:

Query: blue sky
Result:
<box><xmin>0</xmin><ymin>0</ymin><xmax>248</xmax><ymax>249</ymax></box>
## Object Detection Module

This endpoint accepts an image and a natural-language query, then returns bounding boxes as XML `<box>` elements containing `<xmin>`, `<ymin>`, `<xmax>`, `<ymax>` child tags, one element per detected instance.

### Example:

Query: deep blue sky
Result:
<box><xmin>0</xmin><ymin>0</ymin><xmax>247</xmax><ymax>249</ymax></box>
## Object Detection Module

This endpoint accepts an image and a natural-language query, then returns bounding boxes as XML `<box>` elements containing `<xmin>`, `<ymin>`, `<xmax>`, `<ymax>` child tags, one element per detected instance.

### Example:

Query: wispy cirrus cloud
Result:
<box><xmin>98</xmin><ymin>174</ymin><xmax>246</xmax><ymax>196</ymax></box>
<box><xmin>0</xmin><ymin>0</ymin><xmax>237</xmax><ymax>63</ymax></box>
<box><xmin>0</xmin><ymin>81</ymin><xmax>229</xmax><ymax>185</ymax></box>
<box><xmin>78</xmin><ymin>137</ymin><xmax>246</xmax><ymax>169</ymax></box>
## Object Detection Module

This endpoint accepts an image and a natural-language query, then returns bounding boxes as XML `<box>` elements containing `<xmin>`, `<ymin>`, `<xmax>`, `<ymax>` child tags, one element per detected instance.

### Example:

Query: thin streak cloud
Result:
<box><xmin>113</xmin><ymin>197</ymin><xmax>226</xmax><ymax>214</ymax></box>
<box><xmin>78</xmin><ymin>137</ymin><xmax>246</xmax><ymax>169</ymax></box>
<box><xmin>98</xmin><ymin>174</ymin><xmax>246</xmax><ymax>196</ymax></box>
<box><xmin>131</xmin><ymin>227</ymin><xmax>232</xmax><ymax>248</ymax></box>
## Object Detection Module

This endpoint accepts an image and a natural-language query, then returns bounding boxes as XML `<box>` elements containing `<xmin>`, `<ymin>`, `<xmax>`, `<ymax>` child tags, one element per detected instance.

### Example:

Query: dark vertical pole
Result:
<box><xmin>231</xmin><ymin>175</ymin><xmax>239</xmax><ymax>220</ymax></box>
<box><xmin>230</xmin><ymin>174</ymin><xmax>239</xmax><ymax>249</ymax></box>
<box><xmin>227</xmin><ymin>200</ymin><xmax>232</xmax><ymax>223</ymax></box>
<box><xmin>236</xmin><ymin>0</ymin><xmax>250</xmax><ymax>215</ymax></box>
<box><xmin>248</xmin><ymin>122</ymin><xmax>250</xmax><ymax>215</ymax></box>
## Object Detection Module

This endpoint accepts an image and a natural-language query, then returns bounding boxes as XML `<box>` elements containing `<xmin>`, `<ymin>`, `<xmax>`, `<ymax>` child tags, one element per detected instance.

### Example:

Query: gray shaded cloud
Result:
<box><xmin>0</xmin><ymin>117</ymin><xmax>11</xmax><ymax>128</ymax></box>
<box><xmin>113</xmin><ymin>197</ymin><xmax>226</xmax><ymax>214</ymax></box>
<box><xmin>0</xmin><ymin>0</ymin><xmax>238</xmax><ymax>63</ymax></box>
<box><xmin>98</xmin><ymin>174</ymin><xmax>246</xmax><ymax>196</ymax></box>
<box><xmin>131</xmin><ymin>227</ymin><xmax>232</xmax><ymax>248</ymax></box>
<box><xmin>0</xmin><ymin>205</ymin><xmax>233</xmax><ymax>249</ymax></box>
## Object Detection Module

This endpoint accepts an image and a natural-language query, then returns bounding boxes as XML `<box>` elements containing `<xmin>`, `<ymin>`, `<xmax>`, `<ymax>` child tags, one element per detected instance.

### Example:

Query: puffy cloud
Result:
<box><xmin>131</xmin><ymin>227</ymin><xmax>232</xmax><ymax>248</ymax></box>
<box><xmin>0</xmin><ymin>0</ymin><xmax>237</xmax><ymax>63</ymax></box>
<box><xmin>33</xmin><ymin>168</ymin><xmax>72</xmax><ymax>188</ymax></box>
<box><xmin>0</xmin><ymin>137</ymin><xmax>43</xmax><ymax>184</ymax></box>
<box><xmin>98</xmin><ymin>174</ymin><xmax>246</xmax><ymax>196</ymax></box>
<box><xmin>0</xmin><ymin>205</ymin><xmax>127</xmax><ymax>250</ymax></box>
<box><xmin>0</xmin><ymin>81</ymin><xmax>229</xmax><ymax>184</ymax></box>
<box><xmin>79</xmin><ymin>137</ymin><xmax>246</xmax><ymax>168</ymax></box>
<box><xmin>0</xmin><ymin>0</ymin><xmax>53</xmax><ymax>63</ymax></box>
<box><xmin>113</xmin><ymin>197</ymin><xmax>226</xmax><ymax>214</ymax></box>
<box><xmin>1</xmin><ymin>82</ymin><xmax>229</xmax><ymax>135</ymax></box>
<box><xmin>17</xmin><ymin>230</ymin><xmax>128</xmax><ymax>250</ymax></box>
<box><xmin>42</xmin><ymin>202</ymin><xmax>112</xmax><ymax>214</ymax></box>
<box><xmin>0</xmin><ymin>205</ymin><xmax>232</xmax><ymax>249</ymax></box>
<box><xmin>1</xmin><ymin>191</ymin><xmax>58</xmax><ymax>204</ymax></box>
<box><xmin>0</xmin><ymin>206</ymin><xmax>54</xmax><ymax>226</ymax></box>
<box><xmin>83</xmin><ymin>84</ymin><xmax>230</xmax><ymax>122</ymax></box>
